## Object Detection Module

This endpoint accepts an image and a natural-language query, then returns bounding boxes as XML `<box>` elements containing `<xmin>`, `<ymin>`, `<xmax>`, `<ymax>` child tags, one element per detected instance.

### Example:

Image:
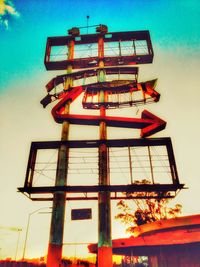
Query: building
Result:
<box><xmin>88</xmin><ymin>214</ymin><xmax>200</xmax><ymax>267</ymax></box>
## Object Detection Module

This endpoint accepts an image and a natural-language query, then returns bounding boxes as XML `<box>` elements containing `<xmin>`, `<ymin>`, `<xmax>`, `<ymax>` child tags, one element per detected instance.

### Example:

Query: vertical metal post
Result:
<box><xmin>46</xmin><ymin>39</ymin><xmax>74</xmax><ymax>267</ymax></box>
<box><xmin>98</xmin><ymin>35</ymin><xmax>112</xmax><ymax>267</ymax></box>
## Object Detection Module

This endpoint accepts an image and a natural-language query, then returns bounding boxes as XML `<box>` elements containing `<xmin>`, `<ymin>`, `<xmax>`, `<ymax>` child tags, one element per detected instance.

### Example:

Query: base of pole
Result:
<box><xmin>47</xmin><ymin>243</ymin><xmax>62</xmax><ymax>267</ymax></box>
<box><xmin>98</xmin><ymin>246</ymin><xmax>112</xmax><ymax>267</ymax></box>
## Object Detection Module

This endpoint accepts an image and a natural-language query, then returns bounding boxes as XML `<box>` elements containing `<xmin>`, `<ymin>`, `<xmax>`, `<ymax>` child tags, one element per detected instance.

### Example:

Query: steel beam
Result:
<box><xmin>97</xmin><ymin>36</ymin><xmax>113</xmax><ymax>267</ymax></box>
<box><xmin>23</xmin><ymin>137</ymin><xmax>175</xmax><ymax>150</ymax></box>
<box><xmin>46</xmin><ymin>39</ymin><xmax>74</xmax><ymax>267</ymax></box>
<box><xmin>18</xmin><ymin>184</ymin><xmax>185</xmax><ymax>195</ymax></box>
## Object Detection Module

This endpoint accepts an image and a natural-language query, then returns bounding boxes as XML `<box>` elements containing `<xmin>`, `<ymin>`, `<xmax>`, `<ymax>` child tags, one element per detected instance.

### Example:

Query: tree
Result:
<box><xmin>115</xmin><ymin>179</ymin><xmax>182</xmax><ymax>233</ymax></box>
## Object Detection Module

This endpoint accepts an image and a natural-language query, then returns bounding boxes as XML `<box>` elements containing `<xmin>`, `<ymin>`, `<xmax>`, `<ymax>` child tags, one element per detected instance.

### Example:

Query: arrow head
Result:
<box><xmin>141</xmin><ymin>110</ymin><xmax>166</xmax><ymax>138</ymax></box>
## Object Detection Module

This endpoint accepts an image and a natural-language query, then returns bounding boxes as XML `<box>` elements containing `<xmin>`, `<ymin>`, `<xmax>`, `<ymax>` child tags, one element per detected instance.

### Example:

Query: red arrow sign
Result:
<box><xmin>51</xmin><ymin>87</ymin><xmax>166</xmax><ymax>137</ymax></box>
<box><xmin>140</xmin><ymin>110</ymin><xmax>166</xmax><ymax>137</ymax></box>
<box><xmin>53</xmin><ymin>110</ymin><xmax>166</xmax><ymax>138</ymax></box>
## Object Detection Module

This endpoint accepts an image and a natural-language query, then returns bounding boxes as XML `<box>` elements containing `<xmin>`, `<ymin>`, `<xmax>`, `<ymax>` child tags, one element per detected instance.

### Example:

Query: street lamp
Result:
<box><xmin>15</xmin><ymin>228</ymin><xmax>22</xmax><ymax>261</ymax></box>
<box><xmin>22</xmin><ymin>207</ymin><xmax>52</xmax><ymax>260</ymax></box>
<box><xmin>0</xmin><ymin>226</ymin><xmax>22</xmax><ymax>261</ymax></box>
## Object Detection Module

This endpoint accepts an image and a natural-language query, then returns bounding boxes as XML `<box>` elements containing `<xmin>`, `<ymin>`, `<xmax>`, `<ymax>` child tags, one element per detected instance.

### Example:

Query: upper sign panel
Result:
<box><xmin>44</xmin><ymin>30</ymin><xmax>154</xmax><ymax>70</ymax></box>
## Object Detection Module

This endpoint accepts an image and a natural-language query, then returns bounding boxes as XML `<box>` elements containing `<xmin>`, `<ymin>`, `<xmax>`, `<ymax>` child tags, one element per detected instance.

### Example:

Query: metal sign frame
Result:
<box><xmin>44</xmin><ymin>30</ymin><xmax>153</xmax><ymax>70</ymax></box>
<box><xmin>18</xmin><ymin>138</ymin><xmax>184</xmax><ymax>201</ymax></box>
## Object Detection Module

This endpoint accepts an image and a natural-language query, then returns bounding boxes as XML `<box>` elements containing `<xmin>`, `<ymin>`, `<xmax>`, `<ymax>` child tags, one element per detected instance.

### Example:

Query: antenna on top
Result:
<box><xmin>86</xmin><ymin>15</ymin><xmax>90</xmax><ymax>33</ymax></box>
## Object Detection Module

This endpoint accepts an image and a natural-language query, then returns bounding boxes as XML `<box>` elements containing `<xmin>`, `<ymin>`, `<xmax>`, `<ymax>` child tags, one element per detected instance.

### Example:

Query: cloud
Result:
<box><xmin>0</xmin><ymin>0</ymin><xmax>20</xmax><ymax>29</ymax></box>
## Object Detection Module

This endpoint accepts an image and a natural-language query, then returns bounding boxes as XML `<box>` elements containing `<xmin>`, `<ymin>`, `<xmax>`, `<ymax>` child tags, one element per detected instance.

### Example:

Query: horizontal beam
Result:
<box><xmin>45</xmin><ymin>55</ymin><xmax>152</xmax><ymax>71</ymax></box>
<box><xmin>19</xmin><ymin>188</ymin><xmax>184</xmax><ymax>201</ymax></box>
<box><xmin>29</xmin><ymin>137</ymin><xmax>173</xmax><ymax>150</ymax></box>
<box><xmin>26</xmin><ymin>195</ymin><xmax>178</xmax><ymax>201</ymax></box>
<box><xmin>18</xmin><ymin>184</ymin><xmax>185</xmax><ymax>194</ymax></box>
<box><xmin>47</xmin><ymin>30</ymin><xmax>152</xmax><ymax>46</ymax></box>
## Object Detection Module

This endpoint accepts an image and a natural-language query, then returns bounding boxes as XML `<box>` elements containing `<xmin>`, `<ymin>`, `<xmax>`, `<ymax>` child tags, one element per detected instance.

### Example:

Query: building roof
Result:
<box><xmin>88</xmin><ymin>214</ymin><xmax>200</xmax><ymax>255</ymax></box>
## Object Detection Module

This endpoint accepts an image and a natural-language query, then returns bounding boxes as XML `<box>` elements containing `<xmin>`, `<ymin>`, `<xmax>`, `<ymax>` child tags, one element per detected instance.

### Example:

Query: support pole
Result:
<box><xmin>46</xmin><ymin>40</ymin><xmax>74</xmax><ymax>267</ymax></box>
<box><xmin>97</xmin><ymin>35</ymin><xmax>112</xmax><ymax>267</ymax></box>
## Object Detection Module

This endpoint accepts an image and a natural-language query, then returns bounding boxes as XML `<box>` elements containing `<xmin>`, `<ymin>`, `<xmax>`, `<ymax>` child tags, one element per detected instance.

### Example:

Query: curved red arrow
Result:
<box><xmin>51</xmin><ymin>86</ymin><xmax>166</xmax><ymax>138</ymax></box>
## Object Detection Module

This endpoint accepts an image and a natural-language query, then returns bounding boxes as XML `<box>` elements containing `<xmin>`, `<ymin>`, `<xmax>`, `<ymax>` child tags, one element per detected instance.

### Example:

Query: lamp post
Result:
<box><xmin>15</xmin><ymin>228</ymin><xmax>22</xmax><ymax>261</ymax></box>
<box><xmin>22</xmin><ymin>207</ymin><xmax>52</xmax><ymax>260</ymax></box>
<box><xmin>0</xmin><ymin>226</ymin><xmax>22</xmax><ymax>261</ymax></box>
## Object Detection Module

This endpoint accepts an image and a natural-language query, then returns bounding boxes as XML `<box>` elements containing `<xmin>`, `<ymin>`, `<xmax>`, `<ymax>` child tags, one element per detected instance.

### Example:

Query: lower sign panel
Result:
<box><xmin>71</xmin><ymin>208</ymin><xmax>92</xmax><ymax>220</ymax></box>
<box><xmin>18</xmin><ymin>138</ymin><xmax>184</xmax><ymax>200</ymax></box>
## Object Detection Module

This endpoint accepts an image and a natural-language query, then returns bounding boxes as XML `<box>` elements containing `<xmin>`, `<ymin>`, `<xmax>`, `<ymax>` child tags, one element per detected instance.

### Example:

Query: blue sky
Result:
<box><xmin>1</xmin><ymin>0</ymin><xmax>200</xmax><ymax>90</ymax></box>
<box><xmin>0</xmin><ymin>0</ymin><xmax>200</xmax><ymax>260</ymax></box>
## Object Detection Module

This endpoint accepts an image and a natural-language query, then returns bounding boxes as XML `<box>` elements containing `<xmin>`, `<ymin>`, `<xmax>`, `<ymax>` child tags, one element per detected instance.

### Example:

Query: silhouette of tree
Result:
<box><xmin>116</xmin><ymin>179</ymin><xmax>182</xmax><ymax>232</ymax></box>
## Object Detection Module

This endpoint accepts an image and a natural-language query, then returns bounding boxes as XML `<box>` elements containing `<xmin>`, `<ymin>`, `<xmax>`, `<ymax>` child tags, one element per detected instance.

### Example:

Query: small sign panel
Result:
<box><xmin>71</xmin><ymin>208</ymin><xmax>92</xmax><ymax>220</ymax></box>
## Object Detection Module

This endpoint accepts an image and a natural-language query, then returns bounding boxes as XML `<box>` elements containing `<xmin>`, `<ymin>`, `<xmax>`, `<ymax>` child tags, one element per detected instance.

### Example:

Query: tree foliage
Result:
<box><xmin>116</xmin><ymin>179</ymin><xmax>182</xmax><ymax>233</ymax></box>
